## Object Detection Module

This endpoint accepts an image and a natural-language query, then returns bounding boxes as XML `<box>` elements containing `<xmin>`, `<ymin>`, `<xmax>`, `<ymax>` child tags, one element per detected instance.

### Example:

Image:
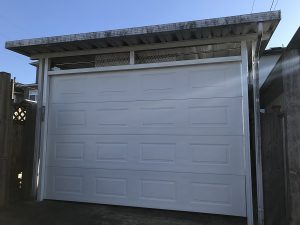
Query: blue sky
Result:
<box><xmin>0</xmin><ymin>0</ymin><xmax>299</xmax><ymax>83</ymax></box>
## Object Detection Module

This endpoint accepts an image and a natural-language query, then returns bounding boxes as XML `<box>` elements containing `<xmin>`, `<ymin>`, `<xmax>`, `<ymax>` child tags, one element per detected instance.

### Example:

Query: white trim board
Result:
<box><xmin>241</xmin><ymin>41</ymin><xmax>254</xmax><ymax>225</ymax></box>
<box><xmin>37</xmin><ymin>58</ymin><xmax>50</xmax><ymax>201</ymax></box>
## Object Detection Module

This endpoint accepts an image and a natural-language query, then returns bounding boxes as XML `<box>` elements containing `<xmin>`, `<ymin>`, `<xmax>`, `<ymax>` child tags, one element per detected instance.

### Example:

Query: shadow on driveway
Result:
<box><xmin>0</xmin><ymin>201</ymin><xmax>246</xmax><ymax>225</ymax></box>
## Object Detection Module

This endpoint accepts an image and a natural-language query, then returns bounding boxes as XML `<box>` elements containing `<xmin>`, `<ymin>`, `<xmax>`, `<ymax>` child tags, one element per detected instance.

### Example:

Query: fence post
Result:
<box><xmin>0</xmin><ymin>72</ymin><xmax>12</xmax><ymax>206</ymax></box>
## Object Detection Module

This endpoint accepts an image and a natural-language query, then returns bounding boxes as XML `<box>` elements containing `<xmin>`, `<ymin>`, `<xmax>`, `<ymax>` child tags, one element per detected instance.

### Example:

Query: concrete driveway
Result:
<box><xmin>0</xmin><ymin>201</ymin><xmax>246</xmax><ymax>225</ymax></box>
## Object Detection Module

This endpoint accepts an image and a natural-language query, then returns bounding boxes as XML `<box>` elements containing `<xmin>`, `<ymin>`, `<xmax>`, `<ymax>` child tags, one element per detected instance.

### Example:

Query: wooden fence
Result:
<box><xmin>0</xmin><ymin>72</ymin><xmax>37</xmax><ymax>206</ymax></box>
<box><xmin>261</xmin><ymin>108</ymin><xmax>288</xmax><ymax>225</ymax></box>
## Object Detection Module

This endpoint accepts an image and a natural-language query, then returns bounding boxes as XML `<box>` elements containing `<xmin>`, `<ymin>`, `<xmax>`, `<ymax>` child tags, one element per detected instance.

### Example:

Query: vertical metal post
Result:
<box><xmin>32</xmin><ymin>59</ymin><xmax>44</xmax><ymax>199</ymax></box>
<box><xmin>130</xmin><ymin>51</ymin><xmax>135</xmax><ymax>65</ymax></box>
<box><xmin>37</xmin><ymin>58</ymin><xmax>49</xmax><ymax>201</ymax></box>
<box><xmin>252</xmin><ymin>38</ymin><xmax>264</xmax><ymax>225</ymax></box>
<box><xmin>11</xmin><ymin>77</ymin><xmax>15</xmax><ymax>101</ymax></box>
<box><xmin>241</xmin><ymin>41</ymin><xmax>254</xmax><ymax>225</ymax></box>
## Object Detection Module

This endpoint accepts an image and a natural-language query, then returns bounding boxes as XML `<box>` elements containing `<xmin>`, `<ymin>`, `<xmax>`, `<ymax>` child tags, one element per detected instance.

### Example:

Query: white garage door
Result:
<box><xmin>45</xmin><ymin>62</ymin><xmax>247</xmax><ymax>216</ymax></box>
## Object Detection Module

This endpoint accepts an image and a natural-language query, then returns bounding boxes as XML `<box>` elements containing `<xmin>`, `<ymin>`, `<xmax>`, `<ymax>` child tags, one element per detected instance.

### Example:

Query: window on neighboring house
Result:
<box><xmin>28</xmin><ymin>89</ymin><xmax>38</xmax><ymax>101</ymax></box>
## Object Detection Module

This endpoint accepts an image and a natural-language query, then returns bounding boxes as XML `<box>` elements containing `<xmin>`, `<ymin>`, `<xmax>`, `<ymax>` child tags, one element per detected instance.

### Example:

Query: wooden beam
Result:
<box><xmin>30</xmin><ymin>34</ymin><xmax>257</xmax><ymax>60</ymax></box>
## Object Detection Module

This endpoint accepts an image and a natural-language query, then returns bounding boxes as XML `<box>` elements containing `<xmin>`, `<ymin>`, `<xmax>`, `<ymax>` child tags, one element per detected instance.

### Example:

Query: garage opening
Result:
<box><xmin>45</xmin><ymin>60</ymin><xmax>246</xmax><ymax>217</ymax></box>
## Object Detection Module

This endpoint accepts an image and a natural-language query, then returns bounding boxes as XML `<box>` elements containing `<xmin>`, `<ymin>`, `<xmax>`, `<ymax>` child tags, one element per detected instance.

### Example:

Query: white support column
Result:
<box><xmin>37</xmin><ymin>58</ymin><xmax>50</xmax><ymax>201</ymax></box>
<box><xmin>130</xmin><ymin>50</ymin><xmax>135</xmax><ymax>65</ymax></box>
<box><xmin>32</xmin><ymin>59</ymin><xmax>44</xmax><ymax>199</ymax></box>
<box><xmin>252</xmin><ymin>40</ymin><xmax>264</xmax><ymax>225</ymax></box>
<box><xmin>241</xmin><ymin>41</ymin><xmax>254</xmax><ymax>225</ymax></box>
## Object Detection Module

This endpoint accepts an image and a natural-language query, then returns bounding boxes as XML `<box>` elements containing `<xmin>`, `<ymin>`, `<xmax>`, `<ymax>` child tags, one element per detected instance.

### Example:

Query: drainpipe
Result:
<box><xmin>252</xmin><ymin>22</ymin><xmax>264</xmax><ymax>225</ymax></box>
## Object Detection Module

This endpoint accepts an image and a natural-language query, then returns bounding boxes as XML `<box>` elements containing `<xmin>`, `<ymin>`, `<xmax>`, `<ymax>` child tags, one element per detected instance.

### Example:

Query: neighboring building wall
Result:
<box><xmin>282</xmin><ymin>49</ymin><xmax>300</xmax><ymax>225</ymax></box>
<box><xmin>261</xmin><ymin>28</ymin><xmax>300</xmax><ymax>225</ymax></box>
<box><xmin>260</xmin><ymin>104</ymin><xmax>286</xmax><ymax>225</ymax></box>
<box><xmin>13</xmin><ymin>61</ymin><xmax>39</xmax><ymax>103</ymax></box>
<box><xmin>28</xmin><ymin>89</ymin><xmax>38</xmax><ymax>101</ymax></box>
<box><xmin>14</xmin><ymin>83</ymin><xmax>38</xmax><ymax>103</ymax></box>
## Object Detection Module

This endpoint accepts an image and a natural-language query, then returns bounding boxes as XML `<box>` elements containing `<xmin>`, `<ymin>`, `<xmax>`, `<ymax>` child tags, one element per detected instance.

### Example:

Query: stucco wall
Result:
<box><xmin>282</xmin><ymin>49</ymin><xmax>300</xmax><ymax>225</ymax></box>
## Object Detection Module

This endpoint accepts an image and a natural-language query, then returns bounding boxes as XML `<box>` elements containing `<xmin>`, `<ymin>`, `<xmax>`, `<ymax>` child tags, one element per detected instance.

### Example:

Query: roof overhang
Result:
<box><xmin>5</xmin><ymin>11</ymin><xmax>281</xmax><ymax>59</ymax></box>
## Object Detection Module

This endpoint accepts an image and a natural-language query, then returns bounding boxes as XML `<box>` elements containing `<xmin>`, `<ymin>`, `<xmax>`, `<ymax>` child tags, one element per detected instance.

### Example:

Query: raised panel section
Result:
<box><xmin>186</xmin><ymin>98</ymin><xmax>243</xmax><ymax>134</ymax></box>
<box><xmin>48</xmin><ymin>99</ymin><xmax>242</xmax><ymax>136</ymax></box>
<box><xmin>97</xmin><ymin>108</ymin><xmax>130</xmax><ymax>127</ymax></box>
<box><xmin>141</xmin><ymin>72</ymin><xmax>174</xmax><ymax>92</ymax></box>
<box><xmin>140</xmin><ymin>180</ymin><xmax>176</xmax><ymax>201</ymax></box>
<box><xmin>189</xmin><ymin>69</ymin><xmax>227</xmax><ymax>88</ymax></box>
<box><xmin>97</xmin><ymin>143</ymin><xmax>128</xmax><ymax>162</ymax></box>
<box><xmin>187</xmin><ymin>174</ymin><xmax>246</xmax><ymax>216</ymax></box>
<box><xmin>50</xmin><ymin>77</ymin><xmax>87</xmax><ymax>103</ymax></box>
<box><xmin>140</xmin><ymin>143</ymin><xmax>175</xmax><ymax>163</ymax></box>
<box><xmin>49</xmin><ymin>62</ymin><xmax>242</xmax><ymax>104</ymax></box>
<box><xmin>190</xmin><ymin>144</ymin><xmax>229</xmax><ymax>164</ymax></box>
<box><xmin>189</xmin><ymin>106</ymin><xmax>228</xmax><ymax>125</ymax></box>
<box><xmin>97</xmin><ymin>75</ymin><xmax>129</xmax><ymax>94</ymax></box>
<box><xmin>54</xmin><ymin>176</ymin><xmax>83</xmax><ymax>194</ymax></box>
<box><xmin>96</xmin><ymin>178</ymin><xmax>127</xmax><ymax>197</ymax></box>
<box><xmin>191</xmin><ymin>183</ymin><xmax>231</xmax><ymax>204</ymax></box>
<box><xmin>45</xmin><ymin>168</ymin><xmax>246</xmax><ymax>216</ymax></box>
<box><xmin>58</xmin><ymin>78</ymin><xmax>85</xmax><ymax>94</ymax></box>
<box><xmin>186</xmin><ymin>63</ymin><xmax>242</xmax><ymax>98</ymax></box>
<box><xmin>55</xmin><ymin>142</ymin><xmax>84</xmax><ymax>160</ymax></box>
<box><xmin>47</xmin><ymin>134</ymin><xmax>244</xmax><ymax>175</ymax></box>
<box><xmin>56</xmin><ymin>110</ymin><xmax>86</xmax><ymax>128</ymax></box>
<box><xmin>140</xmin><ymin>106</ymin><xmax>177</xmax><ymax>127</ymax></box>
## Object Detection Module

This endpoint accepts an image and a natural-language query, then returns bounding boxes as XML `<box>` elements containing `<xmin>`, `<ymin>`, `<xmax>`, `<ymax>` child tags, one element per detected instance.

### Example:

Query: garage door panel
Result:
<box><xmin>96</xmin><ymin>74</ymin><xmax>130</xmax><ymax>94</ymax></box>
<box><xmin>97</xmin><ymin>142</ymin><xmax>128</xmax><ymax>162</ymax></box>
<box><xmin>48</xmin><ymin>98</ymin><xmax>243</xmax><ymax>135</ymax></box>
<box><xmin>50</xmin><ymin>76</ymin><xmax>91</xmax><ymax>103</ymax></box>
<box><xmin>54</xmin><ymin>142</ymin><xmax>85</xmax><ymax>160</ymax></box>
<box><xmin>186</xmin><ymin>173</ymin><xmax>246</xmax><ymax>216</ymax></box>
<box><xmin>47</xmin><ymin>135</ymin><xmax>244</xmax><ymax>175</ymax></box>
<box><xmin>46</xmin><ymin>62</ymin><xmax>247</xmax><ymax>217</ymax></box>
<box><xmin>45</xmin><ymin>167</ymin><xmax>246</xmax><ymax>216</ymax></box>
<box><xmin>55</xmin><ymin>109</ymin><xmax>87</xmax><ymax>128</ymax></box>
<box><xmin>139</xmin><ymin>71</ymin><xmax>176</xmax><ymax>92</ymax></box>
<box><xmin>50</xmin><ymin>62</ymin><xmax>242</xmax><ymax>104</ymax></box>
<box><xmin>53</xmin><ymin>175</ymin><xmax>83</xmax><ymax>194</ymax></box>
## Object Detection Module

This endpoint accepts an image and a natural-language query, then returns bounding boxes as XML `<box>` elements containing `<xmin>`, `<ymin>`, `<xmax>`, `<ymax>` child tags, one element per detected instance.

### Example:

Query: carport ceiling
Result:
<box><xmin>5</xmin><ymin>11</ymin><xmax>280</xmax><ymax>57</ymax></box>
